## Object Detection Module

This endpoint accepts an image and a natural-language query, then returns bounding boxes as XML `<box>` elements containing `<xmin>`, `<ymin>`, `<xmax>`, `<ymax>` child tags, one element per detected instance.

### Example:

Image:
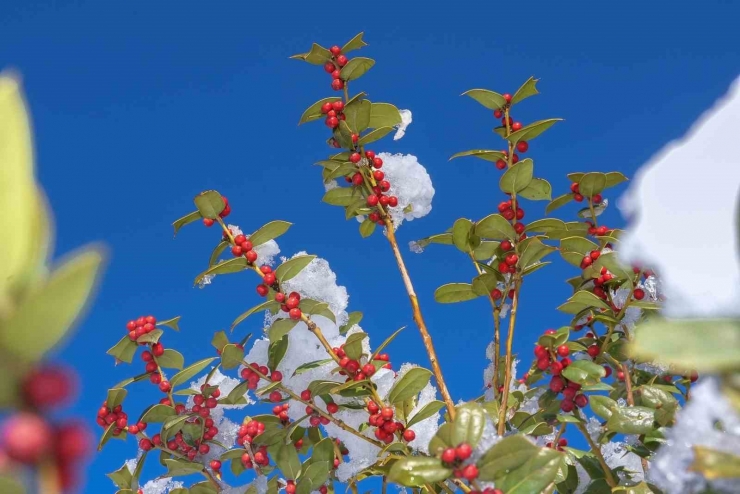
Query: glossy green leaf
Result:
<box><xmin>387</xmin><ymin>456</ymin><xmax>452</xmax><ymax>487</ymax></box>
<box><xmin>297</xmin><ymin>461</ymin><xmax>331</xmax><ymax>494</ymax></box>
<box><xmin>496</xmin><ymin>448</ymin><xmax>564</xmax><ymax>493</ymax></box>
<box><xmin>157</xmin><ymin>349</ymin><xmax>185</xmax><ymax>370</ymax></box>
<box><xmin>250</xmin><ymin>221</ymin><xmax>292</xmax><ymax>247</ymax></box>
<box><xmin>268</xmin><ymin>335</ymin><xmax>289</xmax><ymax>371</ymax></box>
<box><xmin>511</xmin><ymin>77</ymin><xmax>539</xmax><ymax>105</ymax></box>
<box><xmin>605</xmin><ymin>171</ymin><xmax>629</xmax><ymax>188</ymax></box>
<box><xmin>275</xmin><ymin>442</ymin><xmax>302</xmax><ymax>480</ymax></box>
<box><xmin>344</xmin><ymin>99</ymin><xmax>372</xmax><ymax>133</ymax></box>
<box><xmin>590</xmin><ymin>395</ymin><xmax>618</xmax><ymax>420</ymax></box>
<box><xmin>434</xmin><ymin>283</ymin><xmax>478</xmax><ymax>303</ymax></box>
<box><xmin>406</xmin><ymin>400</ymin><xmax>445</xmax><ymax>428</ymax></box>
<box><xmin>276</xmin><ymin>255</ymin><xmax>316</xmax><ymax>282</ymax></box>
<box><xmin>164</xmin><ymin>458</ymin><xmax>204</xmax><ymax>477</ymax></box>
<box><xmin>339</xmin><ymin>311</ymin><xmax>362</xmax><ymax>335</ymax></box>
<box><xmin>193</xmin><ymin>190</ymin><xmax>225</xmax><ymax>219</ymax></box>
<box><xmin>526</xmin><ymin>218</ymin><xmax>567</xmax><ymax>233</ymax></box>
<box><xmin>476</xmin><ymin>213</ymin><xmax>516</xmax><ymax>240</ymax></box>
<box><xmin>359</xmin><ymin>218</ymin><xmax>376</xmax><ymax>238</ymax></box>
<box><xmin>293</xmin><ymin>358</ymin><xmax>333</xmax><ymax>376</ymax></box>
<box><xmin>140</xmin><ymin>404</ymin><xmax>177</xmax><ymax>423</ymax></box>
<box><xmin>462</xmin><ymin>89</ymin><xmax>507</xmax><ymax>110</ymax></box>
<box><xmin>561</xmin><ymin>237</ymin><xmax>599</xmax><ymax>256</ymax></box>
<box><xmin>630</xmin><ymin>318</ymin><xmax>740</xmax><ymax>372</ymax></box>
<box><xmin>299</xmin><ymin>97</ymin><xmax>342</xmax><ymax>125</ymax></box>
<box><xmin>472</xmin><ymin>240</ymin><xmax>501</xmax><ymax>261</ymax></box>
<box><xmin>269</xmin><ymin>318</ymin><xmax>299</xmax><ymax>342</ymax></box>
<box><xmin>371</xmin><ymin>326</ymin><xmax>404</xmax><ymax>360</ymax></box>
<box><xmin>451</xmin><ymin>402</ymin><xmax>486</xmax><ymax>448</ymax></box>
<box><xmin>500</xmin><ymin>159</ymin><xmax>534</xmax><ymax>193</ymax></box>
<box><xmin>562</xmin><ymin>360</ymin><xmax>606</xmax><ymax>386</ymax></box>
<box><xmin>449</xmin><ymin>149</ymin><xmax>507</xmax><ymax>162</ymax></box>
<box><xmin>170</xmin><ymin>358</ymin><xmax>216</xmax><ymax>388</ymax></box>
<box><xmin>359</xmin><ymin>126</ymin><xmax>393</xmax><ymax>145</ymax></box>
<box><xmin>1</xmin><ymin>248</ymin><xmax>103</xmax><ymax>363</ymax></box>
<box><xmin>106</xmin><ymin>463</ymin><xmax>133</xmax><ymax>489</ymax></box>
<box><xmin>558</xmin><ymin>290</ymin><xmax>611</xmax><ymax>314</ymax></box>
<box><xmin>387</xmin><ymin>367</ymin><xmax>432</xmax><ymax>405</ymax></box>
<box><xmin>520</xmin><ymin>237</ymin><xmax>557</xmax><ymax>268</ymax></box>
<box><xmin>478</xmin><ymin>434</ymin><xmax>540</xmax><ymax>481</ymax></box>
<box><xmin>136</xmin><ymin>329</ymin><xmax>163</xmax><ymax>345</ymax></box>
<box><xmin>605</xmin><ymin>406</ymin><xmax>656</xmax><ymax>434</ymax></box>
<box><xmin>221</xmin><ymin>344</ymin><xmax>244</xmax><ymax>370</ymax></box>
<box><xmin>194</xmin><ymin>257</ymin><xmax>247</xmax><ymax>285</ymax></box>
<box><xmin>452</xmin><ymin>218</ymin><xmax>475</xmax><ymax>252</ymax></box>
<box><xmin>343</xmin><ymin>331</ymin><xmax>367</xmax><ymax>361</ymax></box>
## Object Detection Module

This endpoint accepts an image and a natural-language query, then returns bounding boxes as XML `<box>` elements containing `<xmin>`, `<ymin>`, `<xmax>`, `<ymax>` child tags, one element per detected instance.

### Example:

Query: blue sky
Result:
<box><xmin>2</xmin><ymin>1</ymin><xmax>740</xmax><ymax>492</ymax></box>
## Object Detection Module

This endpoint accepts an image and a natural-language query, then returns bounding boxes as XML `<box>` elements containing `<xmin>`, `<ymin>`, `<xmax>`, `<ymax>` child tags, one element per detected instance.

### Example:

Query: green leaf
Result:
<box><xmin>452</xmin><ymin>218</ymin><xmax>475</xmax><ymax>252</ymax></box>
<box><xmin>526</xmin><ymin>218</ymin><xmax>567</xmax><ymax>233</ymax></box>
<box><xmin>157</xmin><ymin>349</ymin><xmax>185</xmax><ymax>370</ymax></box>
<box><xmin>190</xmin><ymin>482</ymin><xmax>218</xmax><ymax>494</ymax></box>
<box><xmin>341</xmin><ymin>32</ymin><xmax>368</xmax><ymax>54</ymax></box>
<box><xmin>211</xmin><ymin>330</ymin><xmax>229</xmax><ymax>353</ymax></box>
<box><xmin>561</xmin><ymin>237</ymin><xmax>599</xmax><ymax>256</ymax></box>
<box><xmin>368</xmin><ymin>102</ymin><xmax>402</xmax><ymax>128</ymax></box>
<box><xmin>275</xmin><ymin>442</ymin><xmax>302</xmax><ymax>480</ymax></box>
<box><xmin>107</xmin><ymin>335</ymin><xmax>138</xmax><ymax>364</ymax></box>
<box><xmin>172</xmin><ymin>211</ymin><xmax>202</xmax><ymax>236</ymax></box>
<box><xmin>268</xmin><ymin>335</ymin><xmax>289</xmax><ymax>371</ymax></box>
<box><xmin>472</xmin><ymin>272</ymin><xmax>503</xmax><ymax>296</ymax></box>
<box><xmin>276</xmin><ymin>255</ymin><xmax>316</xmax><ymax>282</ymax></box>
<box><xmin>359</xmin><ymin>219</ymin><xmax>376</xmax><ymax>238</ymax></box>
<box><xmin>156</xmin><ymin>316</ymin><xmax>180</xmax><ymax>332</ymax></box>
<box><xmin>221</xmin><ymin>344</ymin><xmax>244</xmax><ymax>370</ymax></box>
<box><xmin>472</xmin><ymin>241</ymin><xmax>501</xmax><ymax>260</ymax></box>
<box><xmin>589</xmin><ymin>395</ymin><xmax>618</xmax><ymax>420</ymax></box>
<box><xmin>690</xmin><ymin>446</ymin><xmax>740</xmax><ymax>480</ymax></box>
<box><xmin>449</xmin><ymin>149</ymin><xmax>507</xmax><ymax>163</ymax></box>
<box><xmin>387</xmin><ymin>368</ymin><xmax>432</xmax><ymax>405</ymax></box>
<box><xmin>340</xmin><ymin>57</ymin><xmax>375</xmax><ymax>82</ymax></box>
<box><xmin>136</xmin><ymin>329</ymin><xmax>163</xmax><ymax>345</ymax></box>
<box><xmin>578</xmin><ymin>173</ymin><xmax>608</xmax><ymax>198</ymax></box>
<box><xmin>231</xmin><ymin>300</ymin><xmax>280</xmax><ymax>332</ymax></box>
<box><xmin>462</xmin><ymin>89</ymin><xmax>507</xmax><ymax>110</ymax></box>
<box><xmin>558</xmin><ymin>290</ymin><xmax>611</xmax><ymax>314</ymax></box>
<box><xmin>250</xmin><ymin>220</ymin><xmax>292</xmax><ymax>247</ymax></box>
<box><xmin>106</xmin><ymin>387</ymin><xmax>127</xmax><ymax>410</ymax></box>
<box><xmin>546</xmin><ymin>193</ymin><xmax>574</xmax><ymax>214</ymax></box>
<box><xmin>322</xmin><ymin>187</ymin><xmax>358</xmax><ymax>206</ymax></box>
<box><xmin>339</xmin><ymin>311</ymin><xmax>363</xmax><ymax>335</ymax></box>
<box><xmin>406</xmin><ymin>400</ymin><xmax>445</xmax><ymax>428</ymax></box>
<box><xmin>520</xmin><ymin>237</ymin><xmax>557</xmax><ymax>268</ymax></box>
<box><xmin>630</xmin><ymin>318</ymin><xmax>740</xmax><ymax>372</ymax></box>
<box><xmin>297</xmin><ymin>461</ymin><xmax>331</xmax><ymax>494</ymax></box>
<box><xmin>388</xmin><ymin>456</ymin><xmax>452</xmax><ymax>487</ymax></box>
<box><xmin>359</xmin><ymin>126</ymin><xmax>394</xmax><ymax>145</ymax></box>
<box><xmin>496</xmin><ymin>448</ymin><xmax>564</xmax><ymax>493</ymax></box>
<box><xmin>140</xmin><ymin>404</ymin><xmax>177</xmax><ymax>423</ymax></box>
<box><xmin>511</xmin><ymin>77</ymin><xmax>539</xmax><ymax>105</ymax></box>
<box><xmin>451</xmin><ymin>402</ymin><xmax>485</xmax><ymax>448</ymax></box>
<box><xmin>605</xmin><ymin>406</ymin><xmax>656</xmax><ymax>434</ymax></box>
<box><xmin>605</xmin><ymin>171</ymin><xmax>629</xmax><ymax>188</ymax></box>
<box><xmin>194</xmin><ymin>257</ymin><xmax>247</xmax><ymax>285</ymax></box>
<box><xmin>293</xmin><ymin>359</ymin><xmax>333</xmax><ymax>376</ymax></box>
<box><xmin>507</xmin><ymin>119</ymin><xmax>561</xmax><ymax>143</ymax></box>
<box><xmin>500</xmin><ymin>159</ymin><xmax>534</xmax><ymax>193</ymax></box>
<box><xmin>343</xmin><ymin>331</ymin><xmax>368</xmax><ymax>361</ymax></box>
<box><xmin>299</xmin><ymin>97</ymin><xmax>341</xmax><ymax>125</ymax></box>
<box><xmin>170</xmin><ymin>358</ymin><xmax>216</xmax><ymax>388</ymax></box>
<box><xmin>476</xmin><ymin>213</ymin><xmax>516</xmax><ymax>240</ymax></box>
<box><xmin>344</xmin><ymin>99</ymin><xmax>372</xmax><ymax>133</ymax></box>
<box><xmin>561</xmin><ymin>360</ymin><xmax>606</xmax><ymax>386</ymax></box>
<box><xmin>290</xmin><ymin>43</ymin><xmax>332</xmax><ymax>65</ymax></box>
<box><xmin>434</xmin><ymin>283</ymin><xmax>479</xmax><ymax>303</ymax></box>
<box><xmin>1</xmin><ymin>248</ymin><xmax>103</xmax><ymax>363</ymax></box>
<box><xmin>478</xmin><ymin>434</ymin><xmax>539</xmax><ymax>481</ymax></box>
<box><xmin>106</xmin><ymin>463</ymin><xmax>133</xmax><ymax>489</ymax></box>
<box><xmin>519</xmin><ymin>178</ymin><xmax>552</xmax><ymax>201</ymax></box>
<box><xmin>193</xmin><ymin>190</ymin><xmax>225</xmax><ymax>219</ymax></box>
<box><xmin>164</xmin><ymin>458</ymin><xmax>204</xmax><ymax>477</ymax></box>
<box><xmin>207</xmin><ymin>240</ymin><xmax>229</xmax><ymax>268</ymax></box>
<box><xmin>269</xmin><ymin>318</ymin><xmax>299</xmax><ymax>342</ymax></box>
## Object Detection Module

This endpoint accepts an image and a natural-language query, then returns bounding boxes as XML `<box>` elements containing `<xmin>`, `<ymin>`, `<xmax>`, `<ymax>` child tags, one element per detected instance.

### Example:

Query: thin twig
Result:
<box><xmin>497</xmin><ymin>279</ymin><xmax>521</xmax><ymax>435</ymax></box>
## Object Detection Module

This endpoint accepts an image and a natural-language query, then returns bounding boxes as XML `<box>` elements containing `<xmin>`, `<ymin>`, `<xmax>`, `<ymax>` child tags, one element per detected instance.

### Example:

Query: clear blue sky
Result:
<box><xmin>2</xmin><ymin>1</ymin><xmax>739</xmax><ymax>492</ymax></box>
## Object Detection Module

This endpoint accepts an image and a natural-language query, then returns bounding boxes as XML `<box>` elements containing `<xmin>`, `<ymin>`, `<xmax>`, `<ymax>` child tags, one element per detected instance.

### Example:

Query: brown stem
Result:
<box><xmin>623</xmin><ymin>363</ymin><xmax>635</xmax><ymax>406</ymax></box>
<box><xmin>38</xmin><ymin>460</ymin><xmax>61</xmax><ymax>494</ymax></box>
<box><xmin>384</xmin><ymin>218</ymin><xmax>456</xmax><ymax>420</ymax></box>
<box><xmin>574</xmin><ymin>410</ymin><xmax>617</xmax><ymax>488</ymax></box>
<box><xmin>497</xmin><ymin>279</ymin><xmax>521</xmax><ymax>435</ymax></box>
<box><xmin>468</xmin><ymin>252</ymin><xmax>501</xmax><ymax>396</ymax></box>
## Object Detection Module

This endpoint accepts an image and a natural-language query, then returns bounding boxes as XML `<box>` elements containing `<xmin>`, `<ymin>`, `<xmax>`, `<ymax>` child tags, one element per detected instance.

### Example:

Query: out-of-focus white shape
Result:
<box><xmin>408</xmin><ymin>240</ymin><xmax>423</xmax><ymax>254</ymax></box>
<box><xmin>618</xmin><ymin>75</ymin><xmax>740</xmax><ymax>318</ymax></box>
<box><xmin>378</xmin><ymin>153</ymin><xmax>435</xmax><ymax>229</ymax></box>
<box><xmin>394</xmin><ymin>110</ymin><xmax>413</xmax><ymax>140</ymax></box>
<box><xmin>650</xmin><ymin>378</ymin><xmax>740</xmax><ymax>493</ymax></box>
<box><xmin>280</xmin><ymin>253</ymin><xmax>349</xmax><ymax>327</ymax></box>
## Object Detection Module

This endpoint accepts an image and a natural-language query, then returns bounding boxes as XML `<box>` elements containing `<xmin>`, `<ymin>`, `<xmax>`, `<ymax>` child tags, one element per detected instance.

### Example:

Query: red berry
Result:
<box><xmin>22</xmin><ymin>366</ymin><xmax>75</xmax><ymax>410</ymax></box>
<box><xmin>575</xmin><ymin>394</ymin><xmax>589</xmax><ymax>408</ymax></box>
<box><xmin>549</xmin><ymin>376</ymin><xmax>565</xmax><ymax>393</ymax></box>
<box><xmin>331</xmin><ymin>79</ymin><xmax>344</xmax><ymax>91</ymax></box>
<box><xmin>289</xmin><ymin>308</ymin><xmax>302</xmax><ymax>320</ymax></box>
<box><xmin>592</xmin><ymin>194</ymin><xmax>603</xmax><ymax>204</ymax></box>
<box><xmin>323</xmin><ymin>62</ymin><xmax>335</xmax><ymax>73</ymax></box>
<box><xmin>330</xmin><ymin>46</ymin><xmax>341</xmax><ymax>56</ymax></box>
<box><xmin>158</xmin><ymin>381</ymin><xmax>171</xmax><ymax>393</ymax></box>
<box><xmin>332</xmin><ymin>101</ymin><xmax>344</xmax><ymax>112</ymax></box>
<box><xmin>269</xmin><ymin>391</ymin><xmax>282</xmax><ymax>403</ymax></box>
<box><xmin>139</xmin><ymin>438</ymin><xmax>153</xmax><ymax>451</ymax></box>
<box><xmin>327</xmin><ymin>403</ymin><xmax>339</xmax><ymax>414</ymax></box>
<box><xmin>493</xmin><ymin>109</ymin><xmax>502</xmax><ymax>118</ymax></box>
<box><xmin>373</xmin><ymin>157</ymin><xmax>383</xmax><ymax>168</ymax></box>
<box><xmin>574</xmin><ymin>193</ymin><xmax>584</xmax><ymax>202</ymax></box>
<box><xmin>587</xmin><ymin>345</ymin><xmax>601</xmax><ymax>358</ymax></box>
<box><xmin>512</xmin><ymin>121</ymin><xmax>522</xmax><ymax>131</ymax></box>
<box><xmin>516</xmin><ymin>141</ymin><xmax>529</xmax><ymax>153</ymax></box>
<box><xmin>560</xmin><ymin>399</ymin><xmax>575</xmax><ymax>412</ymax></box>
<box><xmin>557</xmin><ymin>345</ymin><xmax>570</xmax><ymax>357</ymax></box>
<box><xmin>403</xmin><ymin>429</ymin><xmax>416</xmax><ymax>442</ymax></box>
<box><xmin>210</xmin><ymin>459</ymin><xmax>222</xmax><ymax>471</ymax></box>
<box><xmin>246</xmin><ymin>250</ymin><xmax>258</xmax><ymax>263</ymax></box>
<box><xmin>455</xmin><ymin>443</ymin><xmax>472</xmax><ymax>460</ymax></box>
<box><xmin>462</xmin><ymin>464</ymin><xmax>479</xmax><ymax>481</ymax></box>
<box><xmin>388</xmin><ymin>196</ymin><xmax>398</xmax><ymax>207</ymax></box>
<box><xmin>367</xmin><ymin>195</ymin><xmax>379</xmax><ymax>207</ymax></box>
<box><xmin>495</xmin><ymin>159</ymin><xmax>507</xmax><ymax>170</ymax></box>
<box><xmin>441</xmin><ymin>448</ymin><xmax>456</xmax><ymax>463</ymax></box>
<box><xmin>381</xmin><ymin>407</ymin><xmax>394</xmax><ymax>420</ymax></box>
<box><xmin>633</xmin><ymin>288</ymin><xmax>645</xmax><ymax>300</ymax></box>
<box><xmin>336</xmin><ymin>55</ymin><xmax>348</xmax><ymax>66</ymax></box>
<box><xmin>503</xmin><ymin>93</ymin><xmax>512</xmax><ymax>103</ymax></box>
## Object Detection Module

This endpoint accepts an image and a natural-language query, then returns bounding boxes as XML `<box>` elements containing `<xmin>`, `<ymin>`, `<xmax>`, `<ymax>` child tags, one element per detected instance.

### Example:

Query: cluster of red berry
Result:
<box><xmin>271</xmin><ymin>402</ymin><xmax>290</xmax><ymax>424</ymax></box>
<box><xmin>324</xmin><ymin>45</ymin><xmax>349</xmax><ymax>91</ymax></box>
<box><xmin>202</xmin><ymin>196</ymin><xmax>231</xmax><ymax>227</ymax></box>
<box><xmin>532</xmin><ymin>332</ymin><xmax>595</xmax><ymax>412</ymax></box>
<box><xmin>332</xmin><ymin>344</ymin><xmax>392</xmax><ymax>383</ymax></box>
<box><xmin>322</xmin><ymin>99</ymin><xmax>345</xmax><ymax>130</ymax></box>
<box><xmin>125</xmin><ymin>314</ymin><xmax>159</xmax><ymax>342</ymax></box>
<box><xmin>96</xmin><ymin>400</ymin><xmax>141</xmax><ymax>436</ymax></box>
<box><xmin>236</xmin><ymin>419</ymin><xmax>265</xmax><ymax>447</ymax></box>
<box><xmin>240</xmin><ymin>362</ymin><xmax>281</xmax><ymax>390</ymax></box>
<box><xmin>570</xmin><ymin>182</ymin><xmax>603</xmax><ymax>205</ymax></box>
<box><xmin>545</xmin><ymin>437</ymin><xmax>568</xmax><ymax>452</ymax></box>
<box><xmin>345</xmin><ymin>149</ymin><xmax>400</xmax><ymax>226</ymax></box>
<box><xmin>439</xmin><ymin>442</ymin><xmax>478</xmax><ymax>481</ymax></box>
<box><xmin>490</xmin><ymin>94</ymin><xmax>530</xmax><ymax>170</ymax></box>
<box><xmin>365</xmin><ymin>400</ymin><xmax>416</xmax><ymax>444</ymax></box>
